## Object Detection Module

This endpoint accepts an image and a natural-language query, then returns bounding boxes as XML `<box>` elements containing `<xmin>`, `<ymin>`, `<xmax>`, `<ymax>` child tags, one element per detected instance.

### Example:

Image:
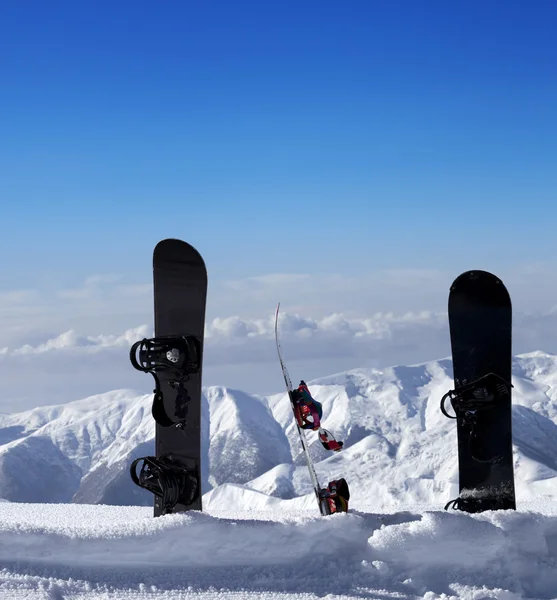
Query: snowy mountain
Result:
<box><xmin>5</xmin><ymin>352</ymin><xmax>557</xmax><ymax>600</ymax></box>
<box><xmin>3</xmin><ymin>351</ymin><xmax>557</xmax><ymax>510</ymax></box>
<box><xmin>0</xmin><ymin>387</ymin><xmax>290</xmax><ymax>506</ymax></box>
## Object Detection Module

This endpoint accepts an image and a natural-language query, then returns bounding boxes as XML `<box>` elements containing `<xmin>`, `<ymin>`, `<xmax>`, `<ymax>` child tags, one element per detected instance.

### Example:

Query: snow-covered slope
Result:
<box><xmin>0</xmin><ymin>389</ymin><xmax>155</xmax><ymax>505</ymax></box>
<box><xmin>205</xmin><ymin>386</ymin><xmax>291</xmax><ymax>488</ymax></box>
<box><xmin>3</xmin><ymin>351</ymin><xmax>557</xmax><ymax>510</ymax></box>
<box><xmin>0</xmin><ymin>387</ymin><xmax>289</xmax><ymax>506</ymax></box>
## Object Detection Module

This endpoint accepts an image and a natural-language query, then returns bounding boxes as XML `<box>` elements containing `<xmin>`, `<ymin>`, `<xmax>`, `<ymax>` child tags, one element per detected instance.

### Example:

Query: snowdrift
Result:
<box><xmin>2</xmin><ymin>501</ymin><xmax>557</xmax><ymax>599</ymax></box>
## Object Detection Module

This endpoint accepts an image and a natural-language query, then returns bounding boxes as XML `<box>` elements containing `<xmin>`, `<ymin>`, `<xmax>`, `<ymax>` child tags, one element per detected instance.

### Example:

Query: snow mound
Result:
<box><xmin>2</xmin><ymin>501</ymin><xmax>557</xmax><ymax>599</ymax></box>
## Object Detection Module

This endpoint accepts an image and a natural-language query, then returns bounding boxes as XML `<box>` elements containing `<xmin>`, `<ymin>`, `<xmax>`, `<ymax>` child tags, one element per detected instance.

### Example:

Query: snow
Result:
<box><xmin>0</xmin><ymin>388</ymin><xmax>289</xmax><ymax>506</ymax></box>
<box><xmin>5</xmin><ymin>352</ymin><xmax>557</xmax><ymax>510</ymax></box>
<box><xmin>4</xmin><ymin>352</ymin><xmax>557</xmax><ymax>510</ymax></box>
<box><xmin>3</xmin><ymin>501</ymin><xmax>557</xmax><ymax>598</ymax></box>
<box><xmin>205</xmin><ymin>387</ymin><xmax>291</xmax><ymax>488</ymax></box>
<box><xmin>5</xmin><ymin>352</ymin><xmax>557</xmax><ymax>597</ymax></box>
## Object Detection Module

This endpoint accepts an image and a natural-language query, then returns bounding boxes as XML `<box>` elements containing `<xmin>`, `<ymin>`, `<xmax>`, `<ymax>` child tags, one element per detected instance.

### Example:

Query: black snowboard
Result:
<box><xmin>446</xmin><ymin>270</ymin><xmax>516</xmax><ymax>512</ymax></box>
<box><xmin>152</xmin><ymin>238</ymin><xmax>207</xmax><ymax>515</ymax></box>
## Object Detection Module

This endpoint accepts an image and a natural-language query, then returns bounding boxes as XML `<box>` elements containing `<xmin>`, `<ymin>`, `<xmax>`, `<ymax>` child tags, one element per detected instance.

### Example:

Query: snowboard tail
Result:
<box><xmin>130</xmin><ymin>239</ymin><xmax>207</xmax><ymax>516</ymax></box>
<box><xmin>443</xmin><ymin>270</ymin><xmax>516</xmax><ymax>513</ymax></box>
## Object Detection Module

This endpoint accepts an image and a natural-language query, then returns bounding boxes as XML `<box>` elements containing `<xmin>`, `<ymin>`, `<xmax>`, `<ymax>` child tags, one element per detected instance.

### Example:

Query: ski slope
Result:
<box><xmin>2</xmin><ymin>500</ymin><xmax>557</xmax><ymax>599</ymax></box>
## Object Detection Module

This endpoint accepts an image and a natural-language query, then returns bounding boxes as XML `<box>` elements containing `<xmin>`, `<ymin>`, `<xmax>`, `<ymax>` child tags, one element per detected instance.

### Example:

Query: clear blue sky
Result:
<box><xmin>1</xmin><ymin>0</ymin><xmax>556</xmax><ymax>290</ymax></box>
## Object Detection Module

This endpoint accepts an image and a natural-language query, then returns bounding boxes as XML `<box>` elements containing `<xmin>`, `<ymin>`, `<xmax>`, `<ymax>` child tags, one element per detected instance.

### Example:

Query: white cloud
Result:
<box><xmin>3</xmin><ymin>306</ymin><xmax>557</xmax><ymax>366</ymax></box>
<box><xmin>205</xmin><ymin>310</ymin><xmax>445</xmax><ymax>347</ymax></box>
<box><xmin>1</xmin><ymin>305</ymin><xmax>556</xmax><ymax>413</ymax></box>
<box><xmin>0</xmin><ymin>274</ymin><xmax>153</xmax><ymax>350</ymax></box>
<box><xmin>0</xmin><ymin>310</ymin><xmax>441</xmax><ymax>413</ymax></box>
<box><xmin>1</xmin><ymin>262</ymin><xmax>557</xmax><ymax>412</ymax></box>
<box><xmin>3</xmin><ymin>263</ymin><xmax>557</xmax><ymax>347</ymax></box>
<box><xmin>11</xmin><ymin>325</ymin><xmax>153</xmax><ymax>355</ymax></box>
<box><xmin>210</xmin><ymin>269</ymin><xmax>452</xmax><ymax>321</ymax></box>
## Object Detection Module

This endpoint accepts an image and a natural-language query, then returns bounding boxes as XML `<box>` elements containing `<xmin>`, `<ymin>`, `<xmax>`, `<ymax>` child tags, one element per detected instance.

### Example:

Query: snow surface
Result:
<box><xmin>3</xmin><ymin>501</ymin><xmax>557</xmax><ymax>599</ymax></box>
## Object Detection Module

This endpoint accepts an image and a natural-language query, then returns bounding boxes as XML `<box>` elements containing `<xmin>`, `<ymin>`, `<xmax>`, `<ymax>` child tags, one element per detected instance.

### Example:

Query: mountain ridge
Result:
<box><xmin>2</xmin><ymin>351</ymin><xmax>557</xmax><ymax>509</ymax></box>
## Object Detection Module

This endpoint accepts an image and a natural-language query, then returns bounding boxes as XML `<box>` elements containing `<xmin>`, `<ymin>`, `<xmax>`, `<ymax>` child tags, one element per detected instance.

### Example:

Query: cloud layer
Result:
<box><xmin>0</xmin><ymin>310</ymin><xmax>446</xmax><ymax>359</ymax></box>
<box><xmin>4</xmin><ymin>262</ymin><xmax>557</xmax><ymax>349</ymax></box>
<box><xmin>2</xmin><ymin>306</ymin><xmax>557</xmax><ymax>413</ymax></box>
<box><xmin>2</xmin><ymin>263</ymin><xmax>557</xmax><ymax>412</ymax></box>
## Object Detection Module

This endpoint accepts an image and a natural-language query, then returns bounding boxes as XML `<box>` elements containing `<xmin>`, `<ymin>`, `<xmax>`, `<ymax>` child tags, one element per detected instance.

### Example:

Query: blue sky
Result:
<box><xmin>2</xmin><ymin>0</ymin><xmax>557</xmax><ymax>285</ymax></box>
<box><xmin>0</xmin><ymin>0</ymin><xmax>557</xmax><ymax>411</ymax></box>
<box><xmin>2</xmin><ymin>1</ymin><xmax>557</xmax><ymax>406</ymax></box>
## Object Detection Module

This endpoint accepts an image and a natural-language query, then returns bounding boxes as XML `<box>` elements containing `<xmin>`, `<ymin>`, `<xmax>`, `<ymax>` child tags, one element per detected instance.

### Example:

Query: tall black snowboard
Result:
<box><xmin>148</xmin><ymin>238</ymin><xmax>207</xmax><ymax>516</ymax></box>
<box><xmin>446</xmin><ymin>270</ymin><xmax>516</xmax><ymax>512</ymax></box>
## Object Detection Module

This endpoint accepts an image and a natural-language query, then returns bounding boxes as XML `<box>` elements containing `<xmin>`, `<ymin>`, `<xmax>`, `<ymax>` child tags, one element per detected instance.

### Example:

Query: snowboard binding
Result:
<box><xmin>318</xmin><ymin>428</ymin><xmax>344</xmax><ymax>452</ymax></box>
<box><xmin>320</xmin><ymin>478</ymin><xmax>350</xmax><ymax>514</ymax></box>
<box><xmin>292</xmin><ymin>382</ymin><xmax>345</xmax><ymax>450</ymax></box>
<box><xmin>444</xmin><ymin>494</ymin><xmax>515</xmax><ymax>513</ymax></box>
<box><xmin>130</xmin><ymin>454</ymin><xmax>199</xmax><ymax>515</ymax></box>
<box><xmin>441</xmin><ymin>372</ymin><xmax>512</xmax><ymax>420</ymax></box>
<box><xmin>290</xmin><ymin>381</ymin><xmax>323</xmax><ymax>430</ymax></box>
<box><xmin>441</xmin><ymin>372</ymin><xmax>512</xmax><ymax>464</ymax></box>
<box><xmin>130</xmin><ymin>336</ymin><xmax>200</xmax><ymax>428</ymax></box>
